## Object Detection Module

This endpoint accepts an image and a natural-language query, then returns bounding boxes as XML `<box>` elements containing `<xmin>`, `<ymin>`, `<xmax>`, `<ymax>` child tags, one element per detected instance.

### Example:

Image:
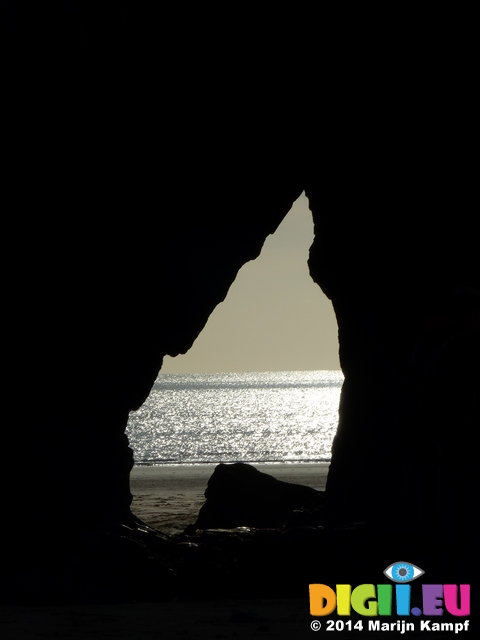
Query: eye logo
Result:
<box><xmin>384</xmin><ymin>561</ymin><xmax>424</xmax><ymax>583</ymax></box>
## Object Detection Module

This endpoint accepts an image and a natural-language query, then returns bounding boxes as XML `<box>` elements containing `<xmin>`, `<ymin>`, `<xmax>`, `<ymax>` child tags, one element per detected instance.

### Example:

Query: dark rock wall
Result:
<box><xmin>307</xmin><ymin>191</ymin><xmax>479</xmax><ymax>532</ymax></box>
<box><xmin>2</xmin><ymin>2</ymin><xmax>306</xmax><ymax>535</ymax></box>
<box><xmin>2</xmin><ymin>2</ymin><xmax>478</xmax><ymax>570</ymax></box>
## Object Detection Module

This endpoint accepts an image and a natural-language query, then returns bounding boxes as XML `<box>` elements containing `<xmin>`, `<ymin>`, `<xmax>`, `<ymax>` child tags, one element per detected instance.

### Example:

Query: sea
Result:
<box><xmin>126</xmin><ymin>370</ymin><xmax>343</xmax><ymax>466</ymax></box>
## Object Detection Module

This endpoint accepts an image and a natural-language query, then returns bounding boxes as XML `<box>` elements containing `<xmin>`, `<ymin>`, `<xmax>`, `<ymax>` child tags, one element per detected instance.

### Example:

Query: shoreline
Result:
<box><xmin>130</xmin><ymin>462</ymin><xmax>329</xmax><ymax>535</ymax></box>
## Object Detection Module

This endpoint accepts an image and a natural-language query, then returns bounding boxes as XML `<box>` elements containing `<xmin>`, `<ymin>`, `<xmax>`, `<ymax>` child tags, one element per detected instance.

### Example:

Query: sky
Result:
<box><xmin>161</xmin><ymin>192</ymin><xmax>341</xmax><ymax>374</ymax></box>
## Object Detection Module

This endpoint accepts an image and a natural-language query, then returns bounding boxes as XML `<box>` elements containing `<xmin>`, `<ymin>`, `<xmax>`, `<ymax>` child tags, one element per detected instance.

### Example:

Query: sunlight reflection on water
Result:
<box><xmin>126</xmin><ymin>370</ymin><xmax>343</xmax><ymax>465</ymax></box>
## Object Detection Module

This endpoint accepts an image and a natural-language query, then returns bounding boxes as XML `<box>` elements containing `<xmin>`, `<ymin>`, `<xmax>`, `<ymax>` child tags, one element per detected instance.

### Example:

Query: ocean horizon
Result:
<box><xmin>126</xmin><ymin>370</ymin><xmax>344</xmax><ymax>467</ymax></box>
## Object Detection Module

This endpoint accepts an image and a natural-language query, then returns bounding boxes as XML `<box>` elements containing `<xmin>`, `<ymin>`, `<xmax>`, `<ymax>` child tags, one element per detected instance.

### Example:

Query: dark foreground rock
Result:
<box><xmin>193</xmin><ymin>463</ymin><xmax>324</xmax><ymax>530</ymax></box>
<box><xmin>1</xmin><ymin>461</ymin><xmax>474</xmax><ymax>605</ymax></box>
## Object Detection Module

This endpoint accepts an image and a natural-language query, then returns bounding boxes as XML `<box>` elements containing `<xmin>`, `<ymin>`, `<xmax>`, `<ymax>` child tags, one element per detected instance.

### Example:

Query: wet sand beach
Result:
<box><xmin>129</xmin><ymin>462</ymin><xmax>330</xmax><ymax>534</ymax></box>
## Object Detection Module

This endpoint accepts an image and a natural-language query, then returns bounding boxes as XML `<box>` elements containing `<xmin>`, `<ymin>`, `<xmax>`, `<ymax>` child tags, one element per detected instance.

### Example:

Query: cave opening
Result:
<box><xmin>126</xmin><ymin>192</ymin><xmax>342</xmax><ymax>534</ymax></box>
<box><xmin>3</xmin><ymin>2</ymin><xmax>477</xmax><ymax>610</ymax></box>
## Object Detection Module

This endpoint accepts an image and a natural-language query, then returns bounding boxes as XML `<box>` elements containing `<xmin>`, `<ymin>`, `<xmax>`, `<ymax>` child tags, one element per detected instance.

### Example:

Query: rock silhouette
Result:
<box><xmin>2</xmin><ymin>2</ymin><xmax>478</xmax><ymax>601</ymax></box>
<box><xmin>194</xmin><ymin>463</ymin><xmax>324</xmax><ymax>530</ymax></box>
